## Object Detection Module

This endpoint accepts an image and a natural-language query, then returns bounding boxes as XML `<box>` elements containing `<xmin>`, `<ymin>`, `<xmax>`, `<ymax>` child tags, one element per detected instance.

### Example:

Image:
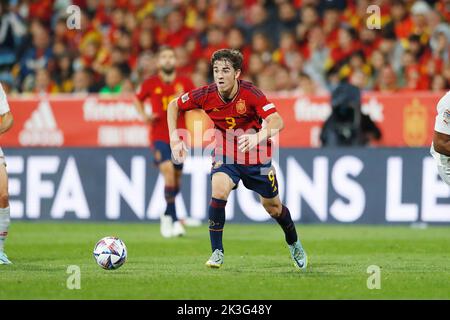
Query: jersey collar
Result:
<box><xmin>217</xmin><ymin>80</ymin><xmax>240</xmax><ymax>104</ymax></box>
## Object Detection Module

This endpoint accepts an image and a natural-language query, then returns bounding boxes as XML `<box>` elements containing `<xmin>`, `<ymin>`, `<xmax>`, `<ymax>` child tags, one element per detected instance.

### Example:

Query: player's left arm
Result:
<box><xmin>238</xmin><ymin>112</ymin><xmax>284</xmax><ymax>152</ymax></box>
<box><xmin>238</xmin><ymin>112</ymin><xmax>284</xmax><ymax>153</ymax></box>
<box><xmin>433</xmin><ymin>131</ymin><xmax>450</xmax><ymax>156</ymax></box>
<box><xmin>238</xmin><ymin>87</ymin><xmax>283</xmax><ymax>152</ymax></box>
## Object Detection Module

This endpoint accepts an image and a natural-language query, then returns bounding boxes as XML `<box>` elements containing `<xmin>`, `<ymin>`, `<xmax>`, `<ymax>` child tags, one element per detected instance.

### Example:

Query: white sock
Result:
<box><xmin>0</xmin><ymin>207</ymin><xmax>10</xmax><ymax>252</ymax></box>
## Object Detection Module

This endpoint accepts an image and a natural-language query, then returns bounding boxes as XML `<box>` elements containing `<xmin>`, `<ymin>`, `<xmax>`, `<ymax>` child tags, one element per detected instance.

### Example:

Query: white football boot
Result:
<box><xmin>172</xmin><ymin>220</ymin><xmax>186</xmax><ymax>237</ymax></box>
<box><xmin>182</xmin><ymin>217</ymin><xmax>202</xmax><ymax>227</ymax></box>
<box><xmin>160</xmin><ymin>215</ymin><xmax>173</xmax><ymax>238</ymax></box>
<box><xmin>288</xmin><ymin>240</ymin><xmax>308</xmax><ymax>270</ymax></box>
<box><xmin>205</xmin><ymin>249</ymin><xmax>224</xmax><ymax>268</ymax></box>
<box><xmin>0</xmin><ymin>251</ymin><xmax>12</xmax><ymax>265</ymax></box>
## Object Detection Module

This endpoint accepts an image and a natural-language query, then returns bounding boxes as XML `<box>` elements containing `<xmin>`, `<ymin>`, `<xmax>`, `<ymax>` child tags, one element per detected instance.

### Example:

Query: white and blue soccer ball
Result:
<box><xmin>93</xmin><ymin>236</ymin><xmax>127</xmax><ymax>270</ymax></box>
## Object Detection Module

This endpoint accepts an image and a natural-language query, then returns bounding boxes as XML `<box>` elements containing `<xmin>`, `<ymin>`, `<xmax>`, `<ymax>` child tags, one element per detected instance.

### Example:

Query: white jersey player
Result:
<box><xmin>0</xmin><ymin>83</ymin><xmax>14</xmax><ymax>264</ymax></box>
<box><xmin>430</xmin><ymin>90</ymin><xmax>450</xmax><ymax>185</ymax></box>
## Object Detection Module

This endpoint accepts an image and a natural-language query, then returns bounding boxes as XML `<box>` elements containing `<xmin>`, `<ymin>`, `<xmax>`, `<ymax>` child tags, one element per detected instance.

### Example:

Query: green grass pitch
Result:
<box><xmin>1</xmin><ymin>222</ymin><xmax>449</xmax><ymax>299</ymax></box>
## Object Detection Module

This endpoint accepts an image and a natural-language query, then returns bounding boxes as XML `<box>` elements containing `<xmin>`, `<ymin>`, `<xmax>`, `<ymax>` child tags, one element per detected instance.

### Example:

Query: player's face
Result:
<box><xmin>213</xmin><ymin>60</ymin><xmax>240</xmax><ymax>95</ymax></box>
<box><xmin>158</xmin><ymin>49</ymin><xmax>176</xmax><ymax>74</ymax></box>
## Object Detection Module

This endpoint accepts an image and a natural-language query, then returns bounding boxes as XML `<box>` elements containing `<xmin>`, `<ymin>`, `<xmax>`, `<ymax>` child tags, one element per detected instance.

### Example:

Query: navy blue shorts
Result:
<box><xmin>210</xmin><ymin>160</ymin><xmax>279</xmax><ymax>199</ymax></box>
<box><xmin>152</xmin><ymin>141</ymin><xmax>183</xmax><ymax>170</ymax></box>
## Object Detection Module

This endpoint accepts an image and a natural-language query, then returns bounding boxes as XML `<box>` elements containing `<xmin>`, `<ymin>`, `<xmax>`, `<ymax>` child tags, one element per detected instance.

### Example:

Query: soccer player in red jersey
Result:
<box><xmin>135</xmin><ymin>46</ymin><xmax>196</xmax><ymax>238</ymax></box>
<box><xmin>167</xmin><ymin>49</ymin><xmax>308</xmax><ymax>270</ymax></box>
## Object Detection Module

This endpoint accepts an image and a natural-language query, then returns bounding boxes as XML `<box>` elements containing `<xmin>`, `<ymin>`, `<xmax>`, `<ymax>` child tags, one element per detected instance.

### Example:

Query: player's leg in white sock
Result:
<box><xmin>0</xmin><ymin>163</ymin><xmax>10</xmax><ymax>254</ymax></box>
<box><xmin>0</xmin><ymin>206</ymin><xmax>10</xmax><ymax>252</ymax></box>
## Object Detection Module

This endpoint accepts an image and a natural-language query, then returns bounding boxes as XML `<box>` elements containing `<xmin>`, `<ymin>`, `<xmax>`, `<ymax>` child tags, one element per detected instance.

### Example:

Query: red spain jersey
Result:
<box><xmin>177</xmin><ymin>80</ymin><xmax>277</xmax><ymax>165</ymax></box>
<box><xmin>136</xmin><ymin>75</ymin><xmax>194</xmax><ymax>144</ymax></box>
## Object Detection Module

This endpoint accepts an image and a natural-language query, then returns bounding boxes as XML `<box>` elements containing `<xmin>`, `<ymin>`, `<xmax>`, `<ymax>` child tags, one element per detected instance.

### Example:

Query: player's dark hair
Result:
<box><xmin>211</xmin><ymin>49</ymin><xmax>243</xmax><ymax>71</ymax></box>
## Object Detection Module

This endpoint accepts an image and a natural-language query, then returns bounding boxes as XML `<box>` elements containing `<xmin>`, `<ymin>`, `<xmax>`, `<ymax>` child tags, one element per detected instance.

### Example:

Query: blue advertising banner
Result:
<box><xmin>4</xmin><ymin>147</ymin><xmax>450</xmax><ymax>223</ymax></box>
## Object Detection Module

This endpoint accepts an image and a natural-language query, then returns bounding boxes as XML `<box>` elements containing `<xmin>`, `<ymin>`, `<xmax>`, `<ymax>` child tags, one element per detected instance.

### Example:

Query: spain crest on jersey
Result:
<box><xmin>236</xmin><ymin>99</ymin><xmax>246</xmax><ymax>115</ymax></box>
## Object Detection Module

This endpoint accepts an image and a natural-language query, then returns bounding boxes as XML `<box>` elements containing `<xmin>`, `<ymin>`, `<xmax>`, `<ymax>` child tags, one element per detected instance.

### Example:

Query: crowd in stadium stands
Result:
<box><xmin>0</xmin><ymin>0</ymin><xmax>449</xmax><ymax>96</ymax></box>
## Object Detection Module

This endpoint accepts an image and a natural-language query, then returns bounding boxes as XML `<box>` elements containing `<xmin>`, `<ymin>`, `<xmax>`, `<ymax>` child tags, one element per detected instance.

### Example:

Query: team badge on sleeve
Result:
<box><xmin>181</xmin><ymin>93</ymin><xmax>189</xmax><ymax>103</ymax></box>
<box><xmin>443</xmin><ymin>109</ymin><xmax>450</xmax><ymax>125</ymax></box>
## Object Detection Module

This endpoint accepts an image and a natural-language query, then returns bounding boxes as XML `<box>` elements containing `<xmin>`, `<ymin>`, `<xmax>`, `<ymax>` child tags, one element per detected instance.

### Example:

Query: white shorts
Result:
<box><xmin>430</xmin><ymin>144</ymin><xmax>450</xmax><ymax>185</ymax></box>
<box><xmin>437</xmin><ymin>164</ymin><xmax>450</xmax><ymax>186</ymax></box>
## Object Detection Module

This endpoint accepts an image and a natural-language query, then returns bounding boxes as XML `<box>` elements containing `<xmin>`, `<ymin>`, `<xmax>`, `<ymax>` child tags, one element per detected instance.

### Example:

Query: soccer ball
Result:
<box><xmin>93</xmin><ymin>236</ymin><xmax>127</xmax><ymax>270</ymax></box>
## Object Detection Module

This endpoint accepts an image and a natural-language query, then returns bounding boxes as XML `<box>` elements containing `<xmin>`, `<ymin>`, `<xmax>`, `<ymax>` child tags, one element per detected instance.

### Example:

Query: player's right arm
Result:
<box><xmin>134</xmin><ymin>81</ymin><xmax>158</xmax><ymax>123</ymax></box>
<box><xmin>134</xmin><ymin>97</ymin><xmax>157</xmax><ymax>123</ymax></box>
<box><xmin>0</xmin><ymin>84</ymin><xmax>13</xmax><ymax>135</ymax></box>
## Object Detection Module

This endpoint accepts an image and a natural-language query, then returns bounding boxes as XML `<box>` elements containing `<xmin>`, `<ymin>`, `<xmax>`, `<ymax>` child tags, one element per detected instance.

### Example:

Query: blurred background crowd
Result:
<box><xmin>0</xmin><ymin>0</ymin><xmax>449</xmax><ymax>96</ymax></box>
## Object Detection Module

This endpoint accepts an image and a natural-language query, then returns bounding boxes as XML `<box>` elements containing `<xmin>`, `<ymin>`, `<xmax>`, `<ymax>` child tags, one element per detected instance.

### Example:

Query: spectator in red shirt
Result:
<box><xmin>72</xmin><ymin>68</ymin><xmax>95</xmax><ymax>94</ymax></box>
<box><xmin>384</xmin><ymin>0</ymin><xmax>413</xmax><ymax>40</ymax></box>
<box><xmin>322</xmin><ymin>6</ymin><xmax>341</xmax><ymax>50</ymax></box>
<box><xmin>376</xmin><ymin>65</ymin><xmax>398</xmax><ymax>92</ymax></box>
<box><xmin>32</xmin><ymin>68</ymin><xmax>60</xmax><ymax>94</ymax></box>
<box><xmin>137</xmin><ymin>29</ymin><xmax>158</xmax><ymax>54</ymax></box>
<box><xmin>329</xmin><ymin>26</ymin><xmax>361</xmax><ymax>68</ymax></box>
<box><xmin>273</xmin><ymin>32</ymin><xmax>299</xmax><ymax>69</ymax></box>
<box><xmin>227</xmin><ymin>27</ymin><xmax>252</xmax><ymax>73</ymax></box>
<box><xmin>358</xmin><ymin>28</ymin><xmax>380</xmax><ymax>59</ymax></box>
<box><xmin>247</xmin><ymin>3</ymin><xmax>280</xmax><ymax>48</ymax></box>
<box><xmin>251</xmin><ymin>32</ymin><xmax>273</xmax><ymax>65</ymax></box>
<box><xmin>248</xmin><ymin>53</ymin><xmax>265</xmax><ymax>83</ymax></box>
<box><xmin>28</xmin><ymin>0</ymin><xmax>53</xmax><ymax>27</ymax></box>
<box><xmin>277</xmin><ymin>1</ymin><xmax>299</xmax><ymax>34</ymax></box>
<box><xmin>94</xmin><ymin>0</ymin><xmax>115</xmax><ymax>27</ymax></box>
<box><xmin>431</xmin><ymin>74</ymin><xmax>449</xmax><ymax>92</ymax></box>
<box><xmin>161</xmin><ymin>10</ymin><xmax>194</xmax><ymax>48</ymax></box>
<box><xmin>174</xmin><ymin>46</ymin><xmax>195</xmax><ymax>75</ymax></box>
<box><xmin>296</xmin><ymin>4</ymin><xmax>320</xmax><ymax>45</ymax></box>
<box><xmin>202</xmin><ymin>25</ymin><xmax>227</xmax><ymax>60</ymax></box>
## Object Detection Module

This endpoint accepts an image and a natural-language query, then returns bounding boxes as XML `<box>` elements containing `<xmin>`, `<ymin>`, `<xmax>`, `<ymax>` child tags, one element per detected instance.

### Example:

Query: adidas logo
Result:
<box><xmin>19</xmin><ymin>100</ymin><xmax>64</xmax><ymax>146</ymax></box>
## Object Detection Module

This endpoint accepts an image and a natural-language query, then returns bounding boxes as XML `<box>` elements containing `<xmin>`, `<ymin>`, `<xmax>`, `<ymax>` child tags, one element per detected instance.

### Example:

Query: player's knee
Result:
<box><xmin>164</xmin><ymin>177</ymin><xmax>176</xmax><ymax>187</ymax></box>
<box><xmin>212</xmin><ymin>188</ymin><xmax>229</xmax><ymax>201</ymax></box>
<box><xmin>264</xmin><ymin>202</ymin><xmax>282</xmax><ymax>218</ymax></box>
